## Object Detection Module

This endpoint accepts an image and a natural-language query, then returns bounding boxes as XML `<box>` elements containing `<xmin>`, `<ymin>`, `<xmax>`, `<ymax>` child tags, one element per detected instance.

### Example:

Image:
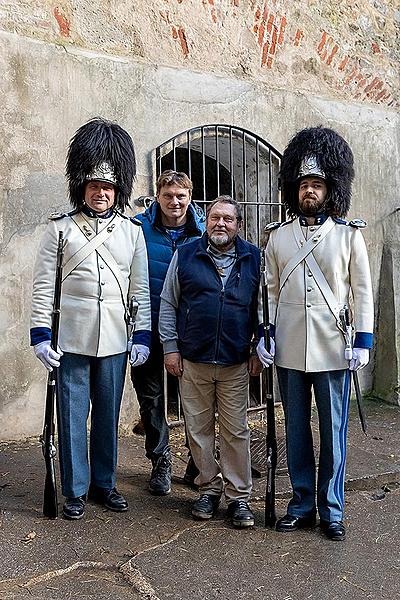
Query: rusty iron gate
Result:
<box><xmin>153</xmin><ymin>126</ymin><xmax>284</xmax><ymax>465</ymax></box>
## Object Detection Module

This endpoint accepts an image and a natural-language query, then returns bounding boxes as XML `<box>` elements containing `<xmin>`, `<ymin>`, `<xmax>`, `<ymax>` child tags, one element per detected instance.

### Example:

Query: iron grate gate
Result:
<box><xmin>156</xmin><ymin>124</ymin><xmax>283</xmax><ymax>249</ymax></box>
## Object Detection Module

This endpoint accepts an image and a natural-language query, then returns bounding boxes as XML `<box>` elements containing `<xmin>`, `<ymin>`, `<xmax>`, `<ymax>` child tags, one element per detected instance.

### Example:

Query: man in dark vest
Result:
<box><xmin>132</xmin><ymin>171</ymin><xmax>205</xmax><ymax>495</ymax></box>
<box><xmin>159</xmin><ymin>195</ymin><xmax>262</xmax><ymax>528</ymax></box>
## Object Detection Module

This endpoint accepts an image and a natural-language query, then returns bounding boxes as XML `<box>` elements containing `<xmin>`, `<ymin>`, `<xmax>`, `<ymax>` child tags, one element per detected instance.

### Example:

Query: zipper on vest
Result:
<box><xmin>213</xmin><ymin>289</ymin><xmax>225</xmax><ymax>363</ymax></box>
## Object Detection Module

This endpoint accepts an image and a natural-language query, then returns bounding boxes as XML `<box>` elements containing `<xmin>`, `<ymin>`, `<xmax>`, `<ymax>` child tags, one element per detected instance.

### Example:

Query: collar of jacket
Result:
<box><xmin>144</xmin><ymin>200</ymin><xmax>205</xmax><ymax>236</ymax></box>
<box><xmin>299</xmin><ymin>213</ymin><xmax>328</xmax><ymax>226</ymax></box>
<box><xmin>81</xmin><ymin>205</ymin><xmax>114</xmax><ymax>219</ymax></box>
<box><xmin>196</xmin><ymin>233</ymin><xmax>251</xmax><ymax>260</ymax></box>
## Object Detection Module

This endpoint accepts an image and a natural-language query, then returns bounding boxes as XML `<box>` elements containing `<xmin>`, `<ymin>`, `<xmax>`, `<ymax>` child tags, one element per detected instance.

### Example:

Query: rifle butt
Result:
<box><xmin>43</xmin><ymin>464</ymin><xmax>58</xmax><ymax>519</ymax></box>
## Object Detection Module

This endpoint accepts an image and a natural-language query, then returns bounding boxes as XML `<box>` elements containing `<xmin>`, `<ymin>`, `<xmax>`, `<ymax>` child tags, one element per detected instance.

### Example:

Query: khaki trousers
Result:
<box><xmin>180</xmin><ymin>360</ymin><xmax>252</xmax><ymax>502</ymax></box>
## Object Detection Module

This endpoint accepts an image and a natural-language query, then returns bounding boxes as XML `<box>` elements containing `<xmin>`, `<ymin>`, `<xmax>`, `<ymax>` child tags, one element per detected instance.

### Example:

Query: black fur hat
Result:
<box><xmin>66</xmin><ymin>117</ymin><xmax>136</xmax><ymax>210</ymax></box>
<box><xmin>280</xmin><ymin>126</ymin><xmax>354</xmax><ymax>218</ymax></box>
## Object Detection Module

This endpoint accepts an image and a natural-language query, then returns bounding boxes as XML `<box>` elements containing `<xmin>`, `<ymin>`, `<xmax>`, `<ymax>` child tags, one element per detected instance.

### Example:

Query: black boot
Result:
<box><xmin>149</xmin><ymin>450</ymin><xmax>172</xmax><ymax>495</ymax></box>
<box><xmin>63</xmin><ymin>495</ymin><xmax>86</xmax><ymax>520</ymax></box>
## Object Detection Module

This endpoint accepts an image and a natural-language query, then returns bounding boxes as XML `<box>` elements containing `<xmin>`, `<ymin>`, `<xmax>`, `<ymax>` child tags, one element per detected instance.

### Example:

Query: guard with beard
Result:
<box><xmin>31</xmin><ymin>118</ymin><xmax>151</xmax><ymax>520</ymax></box>
<box><xmin>159</xmin><ymin>195</ymin><xmax>262</xmax><ymax>528</ymax></box>
<box><xmin>256</xmin><ymin>126</ymin><xmax>374</xmax><ymax>541</ymax></box>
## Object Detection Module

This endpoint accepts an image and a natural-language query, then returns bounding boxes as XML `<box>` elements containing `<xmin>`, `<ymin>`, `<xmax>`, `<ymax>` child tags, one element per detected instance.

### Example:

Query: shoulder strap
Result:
<box><xmin>278</xmin><ymin>217</ymin><xmax>335</xmax><ymax>294</ymax></box>
<box><xmin>62</xmin><ymin>213</ymin><xmax>124</xmax><ymax>281</ymax></box>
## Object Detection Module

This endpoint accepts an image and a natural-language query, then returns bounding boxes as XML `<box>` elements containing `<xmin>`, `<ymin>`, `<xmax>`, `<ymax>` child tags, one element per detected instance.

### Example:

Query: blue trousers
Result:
<box><xmin>276</xmin><ymin>367</ymin><xmax>351</xmax><ymax>522</ymax></box>
<box><xmin>56</xmin><ymin>352</ymin><xmax>127</xmax><ymax>498</ymax></box>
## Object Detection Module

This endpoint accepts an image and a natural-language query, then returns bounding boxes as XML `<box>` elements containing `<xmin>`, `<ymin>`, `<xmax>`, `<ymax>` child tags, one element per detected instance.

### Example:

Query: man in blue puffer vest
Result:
<box><xmin>132</xmin><ymin>170</ymin><xmax>205</xmax><ymax>495</ymax></box>
<box><xmin>159</xmin><ymin>196</ymin><xmax>262</xmax><ymax>528</ymax></box>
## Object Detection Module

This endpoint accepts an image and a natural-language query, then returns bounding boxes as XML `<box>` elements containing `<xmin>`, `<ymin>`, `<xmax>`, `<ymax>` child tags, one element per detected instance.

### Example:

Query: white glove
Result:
<box><xmin>130</xmin><ymin>344</ymin><xmax>150</xmax><ymax>367</ymax></box>
<box><xmin>256</xmin><ymin>337</ymin><xmax>275</xmax><ymax>367</ymax></box>
<box><xmin>349</xmin><ymin>348</ymin><xmax>369</xmax><ymax>371</ymax></box>
<box><xmin>34</xmin><ymin>340</ymin><xmax>62</xmax><ymax>372</ymax></box>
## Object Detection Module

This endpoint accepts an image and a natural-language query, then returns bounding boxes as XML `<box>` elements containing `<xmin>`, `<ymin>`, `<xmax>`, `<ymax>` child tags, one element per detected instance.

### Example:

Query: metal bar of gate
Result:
<box><xmin>187</xmin><ymin>130</ymin><xmax>192</xmax><ymax>179</ymax></box>
<box><xmin>216</xmin><ymin>125</ymin><xmax>220</xmax><ymax>196</ymax></box>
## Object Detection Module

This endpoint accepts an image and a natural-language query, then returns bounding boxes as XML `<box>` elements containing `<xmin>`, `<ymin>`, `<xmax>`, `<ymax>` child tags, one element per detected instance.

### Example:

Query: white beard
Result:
<box><xmin>209</xmin><ymin>232</ymin><xmax>230</xmax><ymax>247</ymax></box>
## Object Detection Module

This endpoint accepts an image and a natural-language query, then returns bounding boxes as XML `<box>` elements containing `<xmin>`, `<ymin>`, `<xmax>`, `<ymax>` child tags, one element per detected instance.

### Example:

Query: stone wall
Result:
<box><xmin>0</xmin><ymin>1</ymin><xmax>398</xmax><ymax>439</ymax></box>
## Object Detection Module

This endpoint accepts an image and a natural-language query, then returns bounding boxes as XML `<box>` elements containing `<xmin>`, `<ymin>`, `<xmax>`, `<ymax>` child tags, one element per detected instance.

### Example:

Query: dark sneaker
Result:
<box><xmin>192</xmin><ymin>494</ymin><xmax>220</xmax><ymax>520</ymax></box>
<box><xmin>149</xmin><ymin>451</ymin><xmax>172</xmax><ymax>496</ymax></box>
<box><xmin>227</xmin><ymin>500</ymin><xmax>255</xmax><ymax>528</ymax></box>
<box><xmin>320</xmin><ymin>520</ymin><xmax>346</xmax><ymax>541</ymax></box>
<box><xmin>183</xmin><ymin>456</ymin><xmax>199</xmax><ymax>489</ymax></box>
<box><xmin>88</xmin><ymin>486</ymin><xmax>128</xmax><ymax>512</ymax></box>
<box><xmin>63</xmin><ymin>495</ymin><xmax>86</xmax><ymax>520</ymax></box>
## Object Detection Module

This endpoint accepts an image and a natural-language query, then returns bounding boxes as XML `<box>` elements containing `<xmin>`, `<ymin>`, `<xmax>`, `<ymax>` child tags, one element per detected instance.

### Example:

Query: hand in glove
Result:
<box><xmin>349</xmin><ymin>348</ymin><xmax>369</xmax><ymax>371</ymax></box>
<box><xmin>34</xmin><ymin>340</ymin><xmax>62</xmax><ymax>371</ymax></box>
<box><xmin>256</xmin><ymin>337</ymin><xmax>275</xmax><ymax>367</ymax></box>
<box><xmin>130</xmin><ymin>344</ymin><xmax>150</xmax><ymax>367</ymax></box>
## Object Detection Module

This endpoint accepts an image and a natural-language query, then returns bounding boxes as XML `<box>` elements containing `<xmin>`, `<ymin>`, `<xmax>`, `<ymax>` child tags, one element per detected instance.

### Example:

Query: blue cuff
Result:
<box><xmin>133</xmin><ymin>330</ymin><xmax>151</xmax><ymax>349</ymax></box>
<box><xmin>354</xmin><ymin>332</ymin><xmax>373</xmax><ymax>349</ymax></box>
<box><xmin>30</xmin><ymin>327</ymin><xmax>51</xmax><ymax>346</ymax></box>
<box><xmin>258</xmin><ymin>323</ymin><xmax>275</xmax><ymax>339</ymax></box>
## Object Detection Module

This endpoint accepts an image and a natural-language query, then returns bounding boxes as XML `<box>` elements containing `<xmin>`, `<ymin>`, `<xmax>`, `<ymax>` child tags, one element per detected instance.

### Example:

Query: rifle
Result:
<box><xmin>261</xmin><ymin>250</ymin><xmax>277</xmax><ymax>527</ymax></box>
<box><xmin>40</xmin><ymin>231</ymin><xmax>64</xmax><ymax>518</ymax></box>
<box><xmin>340</xmin><ymin>305</ymin><xmax>367</xmax><ymax>434</ymax></box>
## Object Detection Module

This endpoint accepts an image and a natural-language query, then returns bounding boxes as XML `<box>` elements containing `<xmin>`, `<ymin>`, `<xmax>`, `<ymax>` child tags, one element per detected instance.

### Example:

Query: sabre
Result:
<box><xmin>340</xmin><ymin>304</ymin><xmax>367</xmax><ymax>435</ymax></box>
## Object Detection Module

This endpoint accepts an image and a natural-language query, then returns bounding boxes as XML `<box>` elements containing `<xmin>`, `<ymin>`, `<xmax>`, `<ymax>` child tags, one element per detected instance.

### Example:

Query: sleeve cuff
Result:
<box><xmin>257</xmin><ymin>323</ymin><xmax>275</xmax><ymax>339</ymax></box>
<box><xmin>30</xmin><ymin>327</ymin><xmax>51</xmax><ymax>346</ymax></box>
<box><xmin>354</xmin><ymin>332</ymin><xmax>373</xmax><ymax>349</ymax></box>
<box><xmin>163</xmin><ymin>340</ymin><xmax>179</xmax><ymax>354</ymax></box>
<box><xmin>133</xmin><ymin>330</ymin><xmax>151</xmax><ymax>349</ymax></box>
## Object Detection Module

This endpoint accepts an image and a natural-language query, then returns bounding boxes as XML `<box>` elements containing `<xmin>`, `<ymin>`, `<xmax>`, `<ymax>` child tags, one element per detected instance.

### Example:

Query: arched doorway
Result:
<box><xmin>155</xmin><ymin>124</ymin><xmax>283</xmax><ymax>247</ymax></box>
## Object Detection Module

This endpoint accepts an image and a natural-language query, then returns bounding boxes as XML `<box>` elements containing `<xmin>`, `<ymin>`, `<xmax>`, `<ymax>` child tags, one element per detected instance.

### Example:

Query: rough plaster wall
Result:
<box><xmin>0</xmin><ymin>0</ymin><xmax>398</xmax><ymax>108</ymax></box>
<box><xmin>0</xmin><ymin>0</ymin><xmax>398</xmax><ymax>439</ymax></box>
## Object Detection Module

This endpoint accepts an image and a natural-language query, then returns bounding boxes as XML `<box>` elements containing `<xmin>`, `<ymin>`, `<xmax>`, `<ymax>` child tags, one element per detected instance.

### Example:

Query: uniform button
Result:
<box><xmin>101</xmin><ymin>281</ymin><xmax>105</xmax><ymax>286</ymax></box>
<box><xmin>300</xmin><ymin>240</ymin><xmax>304</xmax><ymax>246</ymax></box>
<box><xmin>307</xmin><ymin>303</ymin><xmax>312</xmax><ymax>308</ymax></box>
<box><xmin>99</xmin><ymin>298</ymin><xmax>104</xmax><ymax>302</ymax></box>
<box><xmin>309</xmin><ymin>226</ymin><xmax>316</xmax><ymax>231</ymax></box>
<box><xmin>312</xmin><ymin>237</ymin><xmax>319</xmax><ymax>242</ymax></box>
<box><xmin>99</xmin><ymin>220</ymin><xmax>103</xmax><ymax>224</ymax></box>
<box><xmin>307</xmin><ymin>287</ymin><xmax>312</xmax><ymax>292</ymax></box>
<box><xmin>308</xmin><ymin>272</ymin><xmax>313</xmax><ymax>277</ymax></box>
<box><xmin>100</xmin><ymin>265</ymin><xmax>104</xmax><ymax>269</ymax></box>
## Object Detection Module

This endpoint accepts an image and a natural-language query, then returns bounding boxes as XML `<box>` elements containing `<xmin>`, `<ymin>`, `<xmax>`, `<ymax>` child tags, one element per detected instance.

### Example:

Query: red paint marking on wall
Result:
<box><xmin>258</xmin><ymin>5</ymin><xmax>269</xmax><ymax>47</ymax></box>
<box><xmin>172</xmin><ymin>26</ymin><xmax>178</xmax><ymax>39</ymax></box>
<box><xmin>317</xmin><ymin>31</ymin><xmax>327</xmax><ymax>53</ymax></box>
<box><xmin>53</xmin><ymin>7</ymin><xmax>70</xmax><ymax>37</ymax></box>
<box><xmin>268</xmin><ymin>22</ymin><xmax>278</xmax><ymax>58</ymax></box>
<box><xmin>364</xmin><ymin>77</ymin><xmax>380</xmax><ymax>94</ymax></box>
<box><xmin>178</xmin><ymin>27</ymin><xmax>189</xmax><ymax>58</ymax></box>
<box><xmin>371</xmin><ymin>42</ymin><xmax>380</xmax><ymax>54</ymax></box>
<box><xmin>232</xmin><ymin>0</ymin><xmax>240</xmax><ymax>6</ymax></box>
<box><xmin>266</xmin><ymin>13</ymin><xmax>274</xmax><ymax>35</ymax></box>
<box><xmin>338</xmin><ymin>56</ymin><xmax>349</xmax><ymax>71</ymax></box>
<box><xmin>293</xmin><ymin>29</ymin><xmax>303</xmax><ymax>47</ymax></box>
<box><xmin>326</xmin><ymin>44</ymin><xmax>338</xmax><ymax>66</ymax></box>
<box><xmin>343</xmin><ymin>67</ymin><xmax>358</xmax><ymax>86</ymax></box>
<box><xmin>261</xmin><ymin>40</ymin><xmax>269</xmax><ymax>66</ymax></box>
<box><xmin>160</xmin><ymin>11</ymin><xmax>171</xmax><ymax>25</ymax></box>
<box><xmin>278</xmin><ymin>15</ymin><xmax>287</xmax><ymax>45</ymax></box>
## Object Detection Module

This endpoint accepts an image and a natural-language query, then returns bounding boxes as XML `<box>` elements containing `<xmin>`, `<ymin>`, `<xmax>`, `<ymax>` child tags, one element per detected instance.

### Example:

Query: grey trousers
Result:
<box><xmin>180</xmin><ymin>360</ymin><xmax>252</xmax><ymax>502</ymax></box>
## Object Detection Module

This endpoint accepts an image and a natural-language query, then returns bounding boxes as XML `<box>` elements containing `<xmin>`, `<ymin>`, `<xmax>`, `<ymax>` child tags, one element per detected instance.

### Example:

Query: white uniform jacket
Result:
<box><xmin>266</xmin><ymin>216</ymin><xmax>374</xmax><ymax>372</ymax></box>
<box><xmin>31</xmin><ymin>210</ymin><xmax>151</xmax><ymax>357</ymax></box>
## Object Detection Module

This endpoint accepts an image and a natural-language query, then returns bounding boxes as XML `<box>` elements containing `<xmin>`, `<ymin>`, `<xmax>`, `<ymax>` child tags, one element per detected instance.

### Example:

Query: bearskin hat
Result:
<box><xmin>66</xmin><ymin>117</ymin><xmax>136</xmax><ymax>210</ymax></box>
<box><xmin>280</xmin><ymin>126</ymin><xmax>354</xmax><ymax>218</ymax></box>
